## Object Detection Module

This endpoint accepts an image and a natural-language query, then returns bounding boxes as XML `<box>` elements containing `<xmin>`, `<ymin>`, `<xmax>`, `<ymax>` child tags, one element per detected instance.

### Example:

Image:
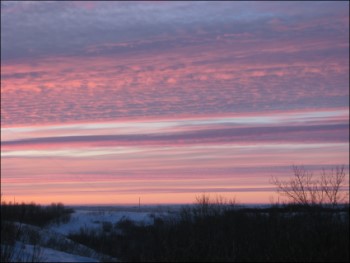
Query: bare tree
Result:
<box><xmin>271</xmin><ymin>165</ymin><xmax>349</xmax><ymax>207</ymax></box>
<box><xmin>320</xmin><ymin>166</ymin><xmax>349</xmax><ymax>206</ymax></box>
<box><xmin>194</xmin><ymin>193</ymin><xmax>237</xmax><ymax>217</ymax></box>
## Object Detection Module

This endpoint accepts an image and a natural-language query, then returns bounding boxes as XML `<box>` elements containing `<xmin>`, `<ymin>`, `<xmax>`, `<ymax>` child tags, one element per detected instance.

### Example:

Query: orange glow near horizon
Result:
<box><xmin>2</xmin><ymin>191</ymin><xmax>280</xmax><ymax>206</ymax></box>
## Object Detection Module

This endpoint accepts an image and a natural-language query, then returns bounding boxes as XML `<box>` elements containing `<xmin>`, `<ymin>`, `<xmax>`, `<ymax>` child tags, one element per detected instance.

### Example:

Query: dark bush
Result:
<box><xmin>68</xmin><ymin>204</ymin><xmax>349</xmax><ymax>262</ymax></box>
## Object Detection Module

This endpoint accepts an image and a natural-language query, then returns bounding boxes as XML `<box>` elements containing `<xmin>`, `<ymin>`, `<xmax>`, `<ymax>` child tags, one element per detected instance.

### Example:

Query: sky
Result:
<box><xmin>1</xmin><ymin>1</ymin><xmax>349</xmax><ymax>205</ymax></box>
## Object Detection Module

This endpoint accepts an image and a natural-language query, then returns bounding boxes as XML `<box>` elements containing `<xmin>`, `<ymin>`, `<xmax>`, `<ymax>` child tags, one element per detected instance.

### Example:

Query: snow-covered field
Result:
<box><xmin>47</xmin><ymin>206</ymin><xmax>172</xmax><ymax>235</ymax></box>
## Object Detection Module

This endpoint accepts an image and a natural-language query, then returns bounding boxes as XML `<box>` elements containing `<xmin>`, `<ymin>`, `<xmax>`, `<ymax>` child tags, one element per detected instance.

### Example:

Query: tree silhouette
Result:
<box><xmin>271</xmin><ymin>165</ymin><xmax>349</xmax><ymax>207</ymax></box>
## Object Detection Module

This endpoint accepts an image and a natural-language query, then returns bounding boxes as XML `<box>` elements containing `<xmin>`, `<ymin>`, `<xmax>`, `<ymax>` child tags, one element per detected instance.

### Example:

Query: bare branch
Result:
<box><xmin>271</xmin><ymin>165</ymin><xmax>349</xmax><ymax>207</ymax></box>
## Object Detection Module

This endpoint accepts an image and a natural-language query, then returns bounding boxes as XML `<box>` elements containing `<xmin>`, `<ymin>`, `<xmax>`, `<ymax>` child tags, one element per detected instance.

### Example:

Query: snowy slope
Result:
<box><xmin>5</xmin><ymin>207</ymin><xmax>174</xmax><ymax>262</ymax></box>
<box><xmin>6</xmin><ymin>221</ymin><xmax>118</xmax><ymax>262</ymax></box>
<box><xmin>10</xmin><ymin>242</ymin><xmax>99</xmax><ymax>262</ymax></box>
<box><xmin>14</xmin><ymin>222</ymin><xmax>103</xmax><ymax>260</ymax></box>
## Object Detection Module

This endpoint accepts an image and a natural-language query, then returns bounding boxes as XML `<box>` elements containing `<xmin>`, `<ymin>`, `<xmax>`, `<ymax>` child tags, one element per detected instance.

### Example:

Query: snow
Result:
<box><xmin>10</xmin><ymin>242</ymin><xmax>99</xmax><ymax>262</ymax></box>
<box><xmin>13</xmin><ymin>222</ymin><xmax>103</xmax><ymax>260</ymax></box>
<box><xmin>40</xmin><ymin>246</ymin><xmax>98</xmax><ymax>262</ymax></box>
<box><xmin>47</xmin><ymin>207</ymin><xmax>170</xmax><ymax>235</ymax></box>
<box><xmin>5</xmin><ymin>206</ymin><xmax>177</xmax><ymax>262</ymax></box>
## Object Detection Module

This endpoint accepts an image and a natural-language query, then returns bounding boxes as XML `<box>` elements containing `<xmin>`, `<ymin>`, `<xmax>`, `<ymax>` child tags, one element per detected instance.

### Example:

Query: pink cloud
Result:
<box><xmin>1</xmin><ymin>1</ymin><xmax>348</xmax><ymax>205</ymax></box>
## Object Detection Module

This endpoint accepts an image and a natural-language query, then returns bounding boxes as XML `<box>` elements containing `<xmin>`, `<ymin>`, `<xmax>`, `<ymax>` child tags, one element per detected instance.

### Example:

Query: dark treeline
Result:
<box><xmin>1</xmin><ymin>201</ymin><xmax>74</xmax><ymax>227</ymax></box>
<box><xmin>69</xmin><ymin>203</ymin><xmax>349</xmax><ymax>262</ymax></box>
